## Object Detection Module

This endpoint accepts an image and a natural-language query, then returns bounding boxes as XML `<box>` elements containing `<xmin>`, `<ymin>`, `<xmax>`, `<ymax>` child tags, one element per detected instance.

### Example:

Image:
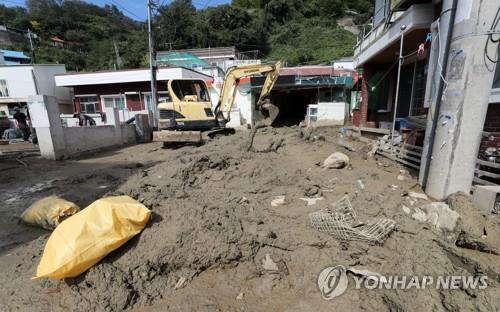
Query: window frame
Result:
<box><xmin>77</xmin><ymin>96</ymin><xmax>100</xmax><ymax>114</ymax></box>
<box><xmin>100</xmin><ymin>94</ymin><xmax>126</xmax><ymax>110</ymax></box>
<box><xmin>144</xmin><ymin>91</ymin><xmax>171</xmax><ymax>111</ymax></box>
<box><xmin>0</xmin><ymin>79</ymin><xmax>9</xmax><ymax>97</ymax></box>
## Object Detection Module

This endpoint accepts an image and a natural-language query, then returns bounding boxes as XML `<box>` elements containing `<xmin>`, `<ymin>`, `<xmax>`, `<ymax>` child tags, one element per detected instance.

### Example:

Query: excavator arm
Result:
<box><xmin>214</xmin><ymin>61</ymin><xmax>282</xmax><ymax>127</ymax></box>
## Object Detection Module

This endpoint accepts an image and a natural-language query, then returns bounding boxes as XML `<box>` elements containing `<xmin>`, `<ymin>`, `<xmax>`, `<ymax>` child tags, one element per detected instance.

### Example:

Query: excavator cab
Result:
<box><xmin>157</xmin><ymin>79</ymin><xmax>217</xmax><ymax>131</ymax></box>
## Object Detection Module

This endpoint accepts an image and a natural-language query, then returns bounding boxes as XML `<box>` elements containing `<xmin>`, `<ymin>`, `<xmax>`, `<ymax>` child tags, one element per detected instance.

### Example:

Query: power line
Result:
<box><xmin>108</xmin><ymin>0</ymin><xmax>143</xmax><ymax>20</ymax></box>
<box><xmin>483</xmin><ymin>5</ymin><xmax>500</xmax><ymax>72</ymax></box>
<box><xmin>159</xmin><ymin>0</ymin><xmax>170</xmax><ymax>7</ymax></box>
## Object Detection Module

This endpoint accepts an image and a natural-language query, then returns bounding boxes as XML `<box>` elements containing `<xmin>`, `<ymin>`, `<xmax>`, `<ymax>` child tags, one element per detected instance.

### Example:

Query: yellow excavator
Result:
<box><xmin>153</xmin><ymin>61</ymin><xmax>282</xmax><ymax>144</ymax></box>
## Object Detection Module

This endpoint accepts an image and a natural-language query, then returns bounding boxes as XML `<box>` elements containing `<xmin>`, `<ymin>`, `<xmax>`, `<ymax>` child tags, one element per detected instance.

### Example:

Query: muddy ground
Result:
<box><xmin>0</xmin><ymin>126</ymin><xmax>499</xmax><ymax>311</ymax></box>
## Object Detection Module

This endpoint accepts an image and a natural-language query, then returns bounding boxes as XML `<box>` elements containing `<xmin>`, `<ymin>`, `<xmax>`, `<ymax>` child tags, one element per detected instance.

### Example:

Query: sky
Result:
<box><xmin>2</xmin><ymin>0</ymin><xmax>232</xmax><ymax>21</ymax></box>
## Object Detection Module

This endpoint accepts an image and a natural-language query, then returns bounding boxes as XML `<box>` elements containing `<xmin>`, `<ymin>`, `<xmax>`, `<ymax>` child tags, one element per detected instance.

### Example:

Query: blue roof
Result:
<box><xmin>0</xmin><ymin>49</ymin><xmax>31</xmax><ymax>60</ymax></box>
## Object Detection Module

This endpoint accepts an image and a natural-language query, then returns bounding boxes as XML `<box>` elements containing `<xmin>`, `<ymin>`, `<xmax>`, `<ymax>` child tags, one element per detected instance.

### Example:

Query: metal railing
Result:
<box><xmin>375</xmin><ymin>136</ymin><xmax>423</xmax><ymax>170</ymax></box>
<box><xmin>474</xmin><ymin>159</ymin><xmax>500</xmax><ymax>186</ymax></box>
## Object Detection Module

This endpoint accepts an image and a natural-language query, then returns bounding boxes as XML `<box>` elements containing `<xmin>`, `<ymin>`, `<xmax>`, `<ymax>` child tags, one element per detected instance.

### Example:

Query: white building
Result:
<box><xmin>0</xmin><ymin>64</ymin><xmax>72</xmax><ymax>117</ymax></box>
<box><xmin>54</xmin><ymin>67</ymin><xmax>212</xmax><ymax>125</ymax></box>
<box><xmin>332</xmin><ymin>57</ymin><xmax>355</xmax><ymax>70</ymax></box>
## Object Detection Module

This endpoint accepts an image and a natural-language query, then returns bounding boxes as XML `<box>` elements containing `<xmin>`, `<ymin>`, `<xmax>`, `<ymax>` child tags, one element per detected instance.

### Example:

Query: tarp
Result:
<box><xmin>34</xmin><ymin>196</ymin><xmax>151</xmax><ymax>279</ymax></box>
<box><xmin>157</xmin><ymin>51</ymin><xmax>209</xmax><ymax>68</ymax></box>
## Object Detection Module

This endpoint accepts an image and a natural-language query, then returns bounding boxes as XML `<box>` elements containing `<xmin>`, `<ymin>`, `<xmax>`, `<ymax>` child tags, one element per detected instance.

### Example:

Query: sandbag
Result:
<box><xmin>21</xmin><ymin>196</ymin><xmax>80</xmax><ymax>230</ymax></box>
<box><xmin>33</xmin><ymin>195</ymin><xmax>151</xmax><ymax>280</ymax></box>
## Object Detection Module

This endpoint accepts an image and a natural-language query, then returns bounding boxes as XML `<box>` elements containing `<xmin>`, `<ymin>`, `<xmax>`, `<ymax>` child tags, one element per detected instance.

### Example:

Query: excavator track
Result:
<box><xmin>154</xmin><ymin>130</ymin><xmax>202</xmax><ymax>144</ymax></box>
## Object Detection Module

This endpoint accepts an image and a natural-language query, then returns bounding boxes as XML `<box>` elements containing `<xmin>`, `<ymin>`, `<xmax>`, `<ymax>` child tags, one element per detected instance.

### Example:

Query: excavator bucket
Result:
<box><xmin>254</xmin><ymin>98</ymin><xmax>279</xmax><ymax>127</ymax></box>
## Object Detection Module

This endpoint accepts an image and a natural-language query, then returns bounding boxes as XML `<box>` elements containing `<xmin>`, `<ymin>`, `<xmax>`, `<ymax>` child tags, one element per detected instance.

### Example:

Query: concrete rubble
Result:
<box><xmin>411</xmin><ymin>202</ymin><xmax>460</xmax><ymax>231</ymax></box>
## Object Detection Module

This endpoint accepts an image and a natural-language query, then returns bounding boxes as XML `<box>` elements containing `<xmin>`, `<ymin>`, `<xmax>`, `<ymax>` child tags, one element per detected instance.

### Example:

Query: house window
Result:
<box><xmin>368</xmin><ymin>70</ymin><xmax>393</xmax><ymax>113</ymax></box>
<box><xmin>101</xmin><ymin>95</ymin><xmax>125</xmax><ymax>110</ymax></box>
<box><xmin>0</xmin><ymin>80</ymin><xmax>9</xmax><ymax>97</ymax></box>
<box><xmin>409</xmin><ymin>60</ymin><xmax>428</xmax><ymax>116</ymax></box>
<box><xmin>79</xmin><ymin>96</ymin><xmax>100</xmax><ymax>114</ymax></box>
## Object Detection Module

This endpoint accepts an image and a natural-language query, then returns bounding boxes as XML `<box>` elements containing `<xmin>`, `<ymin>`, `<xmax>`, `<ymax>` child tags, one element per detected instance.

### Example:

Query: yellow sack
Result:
<box><xmin>21</xmin><ymin>196</ymin><xmax>80</xmax><ymax>230</ymax></box>
<box><xmin>34</xmin><ymin>196</ymin><xmax>151</xmax><ymax>280</ymax></box>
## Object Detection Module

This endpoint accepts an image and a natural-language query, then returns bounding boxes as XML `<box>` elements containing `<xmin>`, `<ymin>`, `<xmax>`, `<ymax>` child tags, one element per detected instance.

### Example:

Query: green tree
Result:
<box><xmin>0</xmin><ymin>5</ymin><xmax>31</xmax><ymax>30</ymax></box>
<box><xmin>156</xmin><ymin>0</ymin><xmax>199</xmax><ymax>50</ymax></box>
<box><xmin>0</xmin><ymin>0</ymin><xmax>372</xmax><ymax>70</ymax></box>
<box><xmin>200</xmin><ymin>5</ymin><xmax>264</xmax><ymax>48</ymax></box>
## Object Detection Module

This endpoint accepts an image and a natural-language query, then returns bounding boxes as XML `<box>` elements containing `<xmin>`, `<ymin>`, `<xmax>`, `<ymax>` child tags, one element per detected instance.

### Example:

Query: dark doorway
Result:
<box><xmin>270</xmin><ymin>89</ymin><xmax>317</xmax><ymax>126</ymax></box>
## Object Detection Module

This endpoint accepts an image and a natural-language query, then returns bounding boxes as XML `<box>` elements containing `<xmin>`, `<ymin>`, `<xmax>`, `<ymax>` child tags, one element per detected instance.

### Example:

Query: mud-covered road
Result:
<box><xmin>1</xmin><ymin>126</ymin><xmax>499</xmax><ymax>311</ymax></box>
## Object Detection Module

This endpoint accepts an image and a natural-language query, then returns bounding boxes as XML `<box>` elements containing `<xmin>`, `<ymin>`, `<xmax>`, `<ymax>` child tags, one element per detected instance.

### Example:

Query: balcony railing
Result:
<box><xmin>353</xmin><ymin>3</ymin><xmax>434</xmax><ymax>66</ymax></box>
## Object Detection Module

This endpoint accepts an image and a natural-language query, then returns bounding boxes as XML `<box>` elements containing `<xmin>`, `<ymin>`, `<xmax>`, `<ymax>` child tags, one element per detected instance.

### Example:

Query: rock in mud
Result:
<box><xmin>322</xmin><ymin>152</ymin><xmax>349</xmax><ymax>169</ymax></box>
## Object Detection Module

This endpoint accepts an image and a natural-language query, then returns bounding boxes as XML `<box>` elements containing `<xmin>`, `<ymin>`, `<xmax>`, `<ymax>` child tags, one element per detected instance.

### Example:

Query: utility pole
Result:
<box><xmin>147</xmin><ymin>0</ymin><xmax>158</xmax><ymax>128</ymax></box>
<box><xmin>421</xmin><ymin>0</ymin><xmax>500</xmax><ymax>200</ymax></box>
<box><xmin>27</xmin><ymin>29</ymin><xmax>36</xmax><ymax>64</ymax></box>
<box><xmin>113</xmin><ymin>40</ymin><xmax>123</xmax><ymax>70</ymax></box>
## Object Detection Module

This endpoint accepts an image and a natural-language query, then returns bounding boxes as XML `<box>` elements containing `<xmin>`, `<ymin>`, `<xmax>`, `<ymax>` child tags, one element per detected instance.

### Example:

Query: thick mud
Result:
<box><xmin>0</xmin><ymin>126</ymin><xmax>498</xmax><ymax>311</ymax></box>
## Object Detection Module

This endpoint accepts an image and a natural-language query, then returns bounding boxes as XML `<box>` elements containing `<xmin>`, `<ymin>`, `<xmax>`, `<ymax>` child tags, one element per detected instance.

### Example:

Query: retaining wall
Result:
<box><xmin>28</xmin><ymin>95</ymin><xmax>136</xmax><ymax>160</ymax></box>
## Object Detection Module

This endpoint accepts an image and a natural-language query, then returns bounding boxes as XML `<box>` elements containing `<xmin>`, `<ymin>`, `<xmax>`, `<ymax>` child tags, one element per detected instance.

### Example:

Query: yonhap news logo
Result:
<box><xmin>317</xmin><ymin>265</ymin><xmax>488</xmax><ymax>300</ymax></box>
<box><xmin>317</xmin><ymin>265</ymin><xmax>349</xmax><ymax>300</ymax></box>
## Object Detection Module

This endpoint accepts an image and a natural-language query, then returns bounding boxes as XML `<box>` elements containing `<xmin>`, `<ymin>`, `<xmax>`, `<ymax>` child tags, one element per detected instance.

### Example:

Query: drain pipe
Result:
<box><xmin>420</xmin><ymin>0</ymin><xmax>458</xmax><ymax>189</ymax></box>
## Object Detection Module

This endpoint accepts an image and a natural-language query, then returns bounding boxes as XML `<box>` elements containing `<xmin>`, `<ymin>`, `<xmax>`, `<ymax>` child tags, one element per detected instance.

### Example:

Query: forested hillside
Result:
<box><xmin>0</xmin><ymin>0</ymin><xmax>372</xmax><ymax>71</ymax></box>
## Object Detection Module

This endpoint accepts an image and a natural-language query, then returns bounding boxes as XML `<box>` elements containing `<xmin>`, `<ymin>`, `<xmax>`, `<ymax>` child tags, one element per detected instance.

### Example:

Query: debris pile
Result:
<box><xmin>0</xmin><ymin>126</ymin><xmax>498</xmax><ymax>312</ymax></box>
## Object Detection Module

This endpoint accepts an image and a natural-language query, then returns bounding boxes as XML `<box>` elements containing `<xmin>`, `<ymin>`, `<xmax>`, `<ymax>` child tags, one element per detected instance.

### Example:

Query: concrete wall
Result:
<box><xmin>317</xmin><ymin>102</ymin><xmax>346</xmax><ymax>125</ymax></box>
<box><xmin>28</xmin><ymin>95</ymin><xmax>136</xmax><ymax>160</ymax></box>
<box><xmin>62</xmin><ymin>124</ymin><xmax>135</xmax><ymax>156</ymax></box>
<box><xmin>208</xmin><ymin>82</ymin><xmax>251</xmax><ymax>128</ymax></box>
<box><xmin>32</xmin><ymin>65</ymin><xmax>71</xmax><ymax>104</ymax></box>
<box><xmin>230</xmin><ymin>87</ymin><xmax>252</xmax><ymax>127</ymax></box>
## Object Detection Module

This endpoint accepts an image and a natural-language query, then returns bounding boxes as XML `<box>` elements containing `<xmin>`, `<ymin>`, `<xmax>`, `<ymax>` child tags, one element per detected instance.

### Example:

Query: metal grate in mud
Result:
<box><xmin>309</xmin><ymin>195</ymin><xmax>396</xmax><ymax>243</ymax></box>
